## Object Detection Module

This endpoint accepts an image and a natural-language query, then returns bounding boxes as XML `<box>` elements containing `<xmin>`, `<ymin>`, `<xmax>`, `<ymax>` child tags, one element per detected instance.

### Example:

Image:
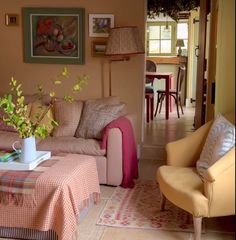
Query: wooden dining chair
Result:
<box><xmin>145</xmin><ymin>60</ymin><xmax>157</xmax><ymax>93</ymax></box>
<box><xmin>154</xmin><ymin>66</ymin><xmax>186</xmax><ymax>118</ymax></box>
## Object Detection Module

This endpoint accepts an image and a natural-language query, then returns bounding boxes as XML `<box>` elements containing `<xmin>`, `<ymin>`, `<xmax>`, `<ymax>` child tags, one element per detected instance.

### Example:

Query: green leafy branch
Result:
<box><xmin>0</xmin><ymin>67</ymin><xmax>89</xmax><ymax>139</ymax></box>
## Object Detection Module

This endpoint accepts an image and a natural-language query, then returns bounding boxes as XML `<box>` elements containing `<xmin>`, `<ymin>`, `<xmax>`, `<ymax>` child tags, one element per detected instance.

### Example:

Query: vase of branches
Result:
<box><xmin>0</xmin><ymin>67</ymin><xmax>88</xmax><ymax>163</ymax></box>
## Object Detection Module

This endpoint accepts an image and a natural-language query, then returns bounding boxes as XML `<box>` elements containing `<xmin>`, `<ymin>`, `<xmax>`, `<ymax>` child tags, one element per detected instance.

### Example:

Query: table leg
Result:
<box><xmin>165</xmin><ymin>76</ymin><xmax>169</xmax><ymax>120</ymax></box>
<box><xmin>151</xmin><ymin>95</ymin><xmax>154</xmax><ymax>121</ymax></box>
<box><xmin>146</xmin><ymin>95</ymin><xmax>150</xmax><ymax>123</ymax></box>
<box><xmin>170</xmin><ymin>76</ymin><xmax>174</xmax><ymax>112</ymax></box>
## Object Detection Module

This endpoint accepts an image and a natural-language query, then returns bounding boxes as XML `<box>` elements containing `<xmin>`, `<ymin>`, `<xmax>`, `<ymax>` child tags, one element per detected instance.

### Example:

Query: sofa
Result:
<box><xmin>0</xmin><ymin>94</ymin><xmax>137</xmax><ymax>186</ymax></box>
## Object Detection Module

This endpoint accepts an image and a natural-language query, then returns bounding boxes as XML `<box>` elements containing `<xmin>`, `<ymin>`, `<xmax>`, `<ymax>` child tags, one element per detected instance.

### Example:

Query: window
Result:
<box><xmin>146</xmin><ymin>21</ymin><xmax>188</xmax><ymax>56</ymax></box>
<box><xmin>177</xmin><ymin>23</ymin><xmax>188</xmax><ymax>55</ymax></box>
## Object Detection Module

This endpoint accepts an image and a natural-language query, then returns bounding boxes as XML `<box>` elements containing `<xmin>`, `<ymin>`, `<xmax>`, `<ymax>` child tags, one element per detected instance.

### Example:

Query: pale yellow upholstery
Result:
<box><xmin>157</xmin><ymin>113</ymin><xmax>235</xmax><ymax>240</ymax></box>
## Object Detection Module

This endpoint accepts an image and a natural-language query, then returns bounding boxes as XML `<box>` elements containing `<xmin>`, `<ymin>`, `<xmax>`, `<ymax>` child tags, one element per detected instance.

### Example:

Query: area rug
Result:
<box><xmin>97</xmin><ymin>180</ymin><xmax>197</xmax><ymax>233</ymax></box>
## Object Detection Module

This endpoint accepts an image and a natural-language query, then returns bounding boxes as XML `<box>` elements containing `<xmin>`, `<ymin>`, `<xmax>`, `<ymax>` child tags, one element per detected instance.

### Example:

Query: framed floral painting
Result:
<box><xmin>89</xmin><ymin>14</ymin><xmax>114</xmax><ymax>37</ymax></box>
<box><xmin>22</xmin><ymin>8</ymin><xmax>85</xmax><ymax>64</ymax></box>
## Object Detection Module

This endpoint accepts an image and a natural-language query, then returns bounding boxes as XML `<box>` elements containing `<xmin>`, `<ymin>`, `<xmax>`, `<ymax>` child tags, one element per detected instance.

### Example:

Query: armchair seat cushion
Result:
<box><xmin>157</xmin><ymin>166</ymin><xmax>208</xmax><ymax>217</ymax></box>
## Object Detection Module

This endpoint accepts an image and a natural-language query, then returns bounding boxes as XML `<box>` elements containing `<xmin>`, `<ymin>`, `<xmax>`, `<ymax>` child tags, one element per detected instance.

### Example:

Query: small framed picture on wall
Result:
<box><xmin>89</xmin><ymin>14</ymin><xmax>114</xmax><ymax>37</ymax></box>
<box><xmin>5</xmin><ymin>14</ymin><xmax>19</xmax><ymax>26</ymax></box>
<box><xmin>91</xmin><ymin>40</ymin><xmax>107</xmax><ymax>57</ymax></box>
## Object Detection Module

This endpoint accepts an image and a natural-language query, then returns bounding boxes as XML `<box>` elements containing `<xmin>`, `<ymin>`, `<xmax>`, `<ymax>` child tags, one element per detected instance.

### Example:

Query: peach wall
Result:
<box><xmin>0</xmin><ymin>0</ymin><xmax>145</xmax><ymax>142</ymax></box>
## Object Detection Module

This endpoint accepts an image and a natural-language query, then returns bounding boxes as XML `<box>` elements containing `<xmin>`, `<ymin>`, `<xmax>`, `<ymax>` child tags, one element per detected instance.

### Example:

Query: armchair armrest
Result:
<box><xmin>166</xmin><ymin>121</ymin><xmax>212</xmax><ymax>167</ymax></box>
<box><xmin>204</xmin><ymin>147</ymin><xmax>235</xmax><ymax>182</ymax></box>
<box><xmin>203</xmin><ymin>148</ymin><xmax>235</xmax><ymax>217</ymax></box>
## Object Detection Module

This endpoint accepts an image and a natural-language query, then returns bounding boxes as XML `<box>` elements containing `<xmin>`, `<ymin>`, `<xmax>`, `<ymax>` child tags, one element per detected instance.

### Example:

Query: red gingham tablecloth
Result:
<box><xmin>0</xmin><ymin>154</ymin><xmax>101</xmax><ymax>240</ymax></box>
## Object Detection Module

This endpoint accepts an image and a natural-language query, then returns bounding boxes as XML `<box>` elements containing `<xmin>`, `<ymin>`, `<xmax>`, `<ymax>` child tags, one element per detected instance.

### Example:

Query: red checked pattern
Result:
<box><xmin>0</xmin><ymin>154</ymin><xmax>101</xmax><ymax>240</ymax></box>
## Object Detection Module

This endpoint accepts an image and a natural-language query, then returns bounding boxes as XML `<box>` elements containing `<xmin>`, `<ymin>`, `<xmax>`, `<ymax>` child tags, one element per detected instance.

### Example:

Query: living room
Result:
<box><xmin>0</xmin><ymin>0</ymin><xmax>235</xmax><ymax>240</ymax></box>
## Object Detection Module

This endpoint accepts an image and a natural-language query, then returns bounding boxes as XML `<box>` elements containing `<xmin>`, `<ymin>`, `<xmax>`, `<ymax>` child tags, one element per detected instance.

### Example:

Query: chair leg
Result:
<box><xmin>193</xmin><ymin>216</ymin><xmax>202</xmax><ymax>240</ymax></box>
<box><xmin>160</xmin><ymin>192</ymin><xmax>166</xmax><ymax>211</ymax></box>
<box><xmin>179</xmin><ymin>95</ymin><xmax>184</xmax><ymax>115</ymax></box>
<box><xmin>159</xmin><ymin>94</ymin><xmax>165</xmax><ymax>114</ymax></box>
<box><xmin>171</xmin><ymin>94</ymin><xmax>180</xmax><ymax>118</ymax></box>
<box><xmin>154</xmin><ymin>93</ymin><xmax>161</xmax><ymax>117</ymax></box>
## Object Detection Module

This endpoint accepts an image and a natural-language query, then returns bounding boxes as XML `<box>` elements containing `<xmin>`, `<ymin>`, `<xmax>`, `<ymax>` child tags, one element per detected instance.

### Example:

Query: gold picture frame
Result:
<box><xmin>5</xmin><ymin>14</ymin><xmax>19</xmax><ymax>26</ymax></box>
<box><xmin>91</xmin><ymin>40</ymin><xmax>107</xmax><ymax>57</ymax></box>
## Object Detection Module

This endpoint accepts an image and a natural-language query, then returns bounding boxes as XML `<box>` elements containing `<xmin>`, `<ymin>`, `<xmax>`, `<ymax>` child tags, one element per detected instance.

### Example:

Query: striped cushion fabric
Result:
<box><xmin>52</xmin><ymin>100</ymin><xmax>83</xmax><ymax>137</ymax></box>
<box><xmin>196</xmin><ymin>114</ymin><xmax>235</xmax><ymax>178</ymax></box>
<box><xmin>75</xmin><ymin>101</ymin><xmax>125</xmax><ymax>139</ymax></box>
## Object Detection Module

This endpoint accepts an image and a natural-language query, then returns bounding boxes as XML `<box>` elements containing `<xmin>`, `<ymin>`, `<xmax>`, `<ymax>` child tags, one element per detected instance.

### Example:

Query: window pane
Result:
<box><xmin>149</xmin><ymin>40</ymin><xmax>160</xmax><ymax>54</ymax></box>
<box><xmin>160</xmin><ymin>40</ymin><xmax>171</xmax><ymax>53</ymax></box>
<box><xmin>177</xmin><ymin>23</ymin><xmax>188</xmax><ymax>39</ymax></box>
<box><xmin>161</xmin><ymin>26</ymin><xmax>171</xmax><ymax>39</ymax></box>
<box><xmin>149</xmin><ymin>26</ymin><xmax>160</xmax><ymax>39</ymax></box>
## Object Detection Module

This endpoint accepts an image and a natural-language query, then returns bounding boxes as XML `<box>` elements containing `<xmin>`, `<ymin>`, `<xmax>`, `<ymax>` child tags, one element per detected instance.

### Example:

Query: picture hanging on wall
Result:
<box><xmin>91</xmin><ymin>40</ymin><xmax>107</xmax><ymax>57</ymax></box>
<box><xmin>5</xmin><ymin>14</ymin><xmax>19</xmax><ymax>26</ymax></box>
<box><xmin>22</xmin><ymin>7</ymin><xmax>85</xmax><ymax>64</ymax></box>
<box><xmin>89</xmin><ymin>14</ymin><xmax>114</xmax><ymax>37</ymax></box>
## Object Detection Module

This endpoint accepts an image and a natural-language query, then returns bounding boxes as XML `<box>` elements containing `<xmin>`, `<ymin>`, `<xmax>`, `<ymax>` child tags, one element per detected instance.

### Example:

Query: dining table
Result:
<box><xmin>145</xmin><ymin>72</ymin><xmax>174</xmax><ymax>120</ymax></box>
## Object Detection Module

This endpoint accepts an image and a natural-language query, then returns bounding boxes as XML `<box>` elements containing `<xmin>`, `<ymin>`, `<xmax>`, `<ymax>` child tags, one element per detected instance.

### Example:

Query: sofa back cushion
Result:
<box><xmin>75</xmin><ymin>99</ymin><xmax>125</xmax><ymax>140</ymax></box>
<box><xmin>52</xmin><ymin>99</ymin><xmax>83</xmax><ymax>137</ymax></box>
<box><xmin>196</xmin><ymin>114</ymin><xmax>235</xmax><ymax>178</ymax></box>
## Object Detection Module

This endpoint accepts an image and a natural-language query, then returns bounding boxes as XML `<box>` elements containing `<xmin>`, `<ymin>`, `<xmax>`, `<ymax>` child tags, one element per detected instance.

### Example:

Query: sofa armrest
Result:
<box><xmin>166</xmin><ymin>121</ymin><xmax>212</xmax><ymax>167</ymax></box>
<box><xmin>124</xmin><ymin>113</ymin><xmax>137</xmax><ymax>143</ymax></box>
<box><xmin>105</xmin><ymin>114</ymin><xmax>136</xmax><ymax>186</ymax></box>
<box><xmin>106</xmin><ymin>128</ymin><xmax>123</xmax><ymax>186</ymax></box>
<box><xmin>203</xmin><ymin>148</ymin><xmax>235</xmax><ymax>216</ymax></box>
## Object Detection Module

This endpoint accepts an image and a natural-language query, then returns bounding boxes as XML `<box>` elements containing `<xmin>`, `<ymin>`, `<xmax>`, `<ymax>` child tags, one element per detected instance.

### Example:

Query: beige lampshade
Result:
<box><xmin>176</xmin><ymin>39</ymin><xmax>185</xmax><ymax>47</ymax></box>
<box><xmin>105</xmin><ymin>26</ymin><xmax>144</xmax><ymax>56</ymax></box>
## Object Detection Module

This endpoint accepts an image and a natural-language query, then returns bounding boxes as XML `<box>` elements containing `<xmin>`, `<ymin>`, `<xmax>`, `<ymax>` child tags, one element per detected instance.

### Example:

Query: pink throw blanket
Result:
<box><xmin>101</xmin><ymin>117</ymin><xmax>138</xmax><ymax>188</ymax></box>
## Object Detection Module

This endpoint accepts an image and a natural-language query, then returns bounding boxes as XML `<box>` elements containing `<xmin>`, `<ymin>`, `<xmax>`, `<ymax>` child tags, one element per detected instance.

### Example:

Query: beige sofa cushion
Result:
<box><xmin>0</xmin><ymin>130</ymin><xmax>41</xmax><ymax>151</ymax></box>
<box><xmin>52</xmin><ymin>100</ymin><xmax>83</xmax><ymax>137</ymax></box>
<box><xmin>29</xmin><ymin>101</ymin><xmax>54</xmax><ymax>135</ymax></box>
<box><xmin>37</xmin><ymin>136</ymin><xmax>106</xmax><ymax>156</ymax></box>
<box><xmin>75</xmin><ymin>101</ymin><xmax>125</xmax><ymax>139</ymax></box>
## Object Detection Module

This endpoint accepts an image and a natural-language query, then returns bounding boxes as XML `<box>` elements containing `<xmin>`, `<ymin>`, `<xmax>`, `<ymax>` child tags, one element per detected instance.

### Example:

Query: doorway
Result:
<box><xmin>142</xmin><ymin>11</ymin><xmax>197</xmax><ymax>152</ymax></box>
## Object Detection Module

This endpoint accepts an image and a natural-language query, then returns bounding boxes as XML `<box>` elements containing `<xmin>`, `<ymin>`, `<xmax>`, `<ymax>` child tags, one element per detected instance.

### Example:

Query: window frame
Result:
<box><xmin>146</xmin><ymin>21</ymin><xmax>188</xmax><ymax>57</ymax></box>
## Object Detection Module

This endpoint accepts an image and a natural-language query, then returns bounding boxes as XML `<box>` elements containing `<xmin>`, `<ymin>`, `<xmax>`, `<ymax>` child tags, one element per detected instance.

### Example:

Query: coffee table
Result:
<box><xmin>0</xmin><ymin>153</ymin><xmax>100</xmax><ymax>240</ymax></box>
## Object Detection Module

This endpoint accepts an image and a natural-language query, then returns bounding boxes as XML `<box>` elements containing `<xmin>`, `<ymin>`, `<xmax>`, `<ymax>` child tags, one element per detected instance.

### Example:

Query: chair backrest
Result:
<box><xmin>146</xmin><ymin>60</ymin><xmax>157</xmax><ymax>85</ymax></box>
<box><xmin>176</xmin><ymin>65</ymin><xmax>186</xmax><ymax>93</ymax></box>
<box><xmin>146</xmin><ymin>60</ymin><xmax>157</xmax><ymax>72</ymax></box>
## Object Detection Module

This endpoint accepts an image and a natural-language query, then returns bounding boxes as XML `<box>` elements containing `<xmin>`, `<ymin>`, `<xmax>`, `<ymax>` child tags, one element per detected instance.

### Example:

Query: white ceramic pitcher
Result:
<box><xmin>12</xmin><ymin>136</ymin><xmax>37</xmax><ymax>163</ymax></box>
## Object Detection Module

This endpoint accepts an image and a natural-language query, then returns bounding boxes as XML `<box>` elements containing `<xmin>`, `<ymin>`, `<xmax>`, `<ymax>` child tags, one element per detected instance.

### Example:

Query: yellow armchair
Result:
<box><xmin>157</xmin><ymin>113</ymin><xmax>235</xmax><ymax>240</ymax></box>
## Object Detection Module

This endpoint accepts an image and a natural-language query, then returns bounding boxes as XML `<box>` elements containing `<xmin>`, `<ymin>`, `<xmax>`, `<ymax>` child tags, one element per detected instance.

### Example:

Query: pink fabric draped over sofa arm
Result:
<box><xmin>101</xmin><ymin>117</ymin><xmax>139</xmax><ymax>188</ymax></box>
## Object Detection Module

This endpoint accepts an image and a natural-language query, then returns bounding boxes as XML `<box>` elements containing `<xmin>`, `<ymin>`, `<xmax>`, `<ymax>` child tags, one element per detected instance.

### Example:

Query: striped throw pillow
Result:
<box><xmin>196</xmin><ymin>114</ymin><xmax>235</xmax><ymax>178</ymax></box>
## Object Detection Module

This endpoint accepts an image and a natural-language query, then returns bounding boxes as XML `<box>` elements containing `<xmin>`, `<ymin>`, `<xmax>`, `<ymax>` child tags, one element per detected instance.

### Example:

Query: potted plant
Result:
<box><xmin>0</xmin><ymin>67</ymin><xmax>88</xmax><ymax>163</ymax></box>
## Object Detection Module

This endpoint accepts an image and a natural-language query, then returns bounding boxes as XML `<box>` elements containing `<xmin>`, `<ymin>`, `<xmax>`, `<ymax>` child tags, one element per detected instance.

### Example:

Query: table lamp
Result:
<box><xmin>105</xmin><ymin>26</ymin><xmax>144</xmax><ymax>96</ymax></box>
<box><xmin>176</xmin><ymin>39</ymin><xmax>185</xmax><ymax>56</ymax></box>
